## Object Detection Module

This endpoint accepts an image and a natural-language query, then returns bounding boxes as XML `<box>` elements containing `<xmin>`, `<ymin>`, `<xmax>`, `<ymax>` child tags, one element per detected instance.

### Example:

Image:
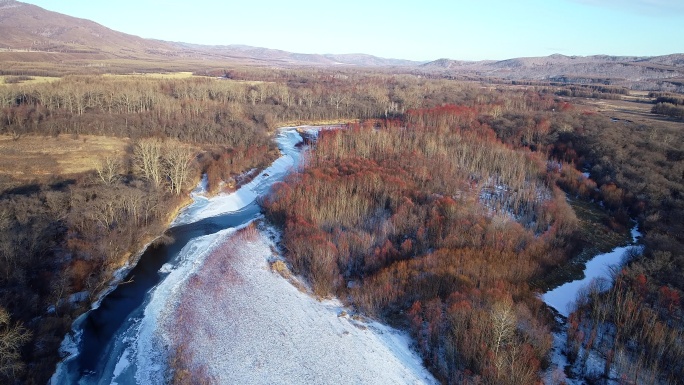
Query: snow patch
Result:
<box><xmin>161</xmin><ymin>227</ymin><xmax>437</xmax><ymax>384</ymax></box>
<box><xmin>134</xmin><ymin>227</ymin><xmax>240</xmax><ymax>385</ymax></box>
<box><xmin>68</xmin><ymin>291</ymin><xmax>89</xmax><ymax>304</ymax></box>
<box><xmin>111</xmin><ymin>347</ymin><xmax>132</xmax><ymax>383</ymax></box>
<box><xmin>49</xmin><ymin>322</ymin><xmax>84</xmax><ymax>385</ymax></box>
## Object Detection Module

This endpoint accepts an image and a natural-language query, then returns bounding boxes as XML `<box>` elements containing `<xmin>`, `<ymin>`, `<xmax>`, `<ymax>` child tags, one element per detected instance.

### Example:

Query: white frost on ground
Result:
<box><xmin>159</xmin><ymin>227</ymin><xmax>438</xmax><ymax>385</ymax></box>
<box><xmin>132</xmin><ymin>227</ymin><xmax>239</xmax><ymax>385</ymax></box>
<box><xmin>542</xmin><ymin>226</ymin><xmax>641</xmax><ymax>317</ymax></box>
<box><xmin>544</xmin><ymin>328</ymin><xmax>579</xmax><ymax>385</ymax></box>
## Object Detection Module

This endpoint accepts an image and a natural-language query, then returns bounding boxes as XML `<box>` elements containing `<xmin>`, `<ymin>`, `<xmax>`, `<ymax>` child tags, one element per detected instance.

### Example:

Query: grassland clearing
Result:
<box><xmin>0</xmin><ymin>134</ymin><xmax>128</xmax><ymax>181</ymax></box>
<box><xmin>102</xmin><ymin>71</ymin><xmax>195</xmax><ymax>79</ymax></box>
<box><xmin>0</xmin><ymin>75</ymin><xmax>61</xmax><ymax>85</ymax></box>
<box><xmin>580</xmin><ymin>92</ymin><xmax>684</xmax><ymax>130</ymax></box>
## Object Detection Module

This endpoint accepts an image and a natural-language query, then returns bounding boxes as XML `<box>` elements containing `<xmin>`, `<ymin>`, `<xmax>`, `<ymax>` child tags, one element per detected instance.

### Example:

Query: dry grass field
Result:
<box><xmin>0</xmin><ymin>75</ymin><xmax>61</xmax><ymax>85</ymax></box>
<box><xmin>0</xmin><ymin>134</ymin><xmax>128</xmax><ymax>180</ymax></box>
<box><xmin>102</xmin><ymin>71</ymin><xmax>195</xmax><ymax>79</ymax></box>
<box><xmin>580</xmin><ymin>92</ymin><xmax>684</xmax><ymax>131</ymax></box>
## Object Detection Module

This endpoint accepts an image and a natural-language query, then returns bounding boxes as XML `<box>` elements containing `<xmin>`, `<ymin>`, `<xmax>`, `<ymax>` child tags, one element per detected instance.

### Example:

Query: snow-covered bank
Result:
<box><xmin>162</xmin><ymin>226</ymin><xmax>438</xmax><ymax>384</ymax></box>
<box><xmin>171</xmin><ymin>128</ymin><xmax>304</xmax><ymax>226</ymax></box>
<box><xmin>131</xmin><ymin>227</ymin><xmax>240</xmax><ymax>385</ymax></box>
<box><xmin>542</xmin><ymin>226</ymin><xmax>641</xmax><ymax>317</ymax></box>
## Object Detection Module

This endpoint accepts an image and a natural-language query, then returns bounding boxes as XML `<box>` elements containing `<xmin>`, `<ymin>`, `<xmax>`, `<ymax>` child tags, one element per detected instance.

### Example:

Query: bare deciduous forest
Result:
<box><xmin>0</xmin><ymin>65</ymin><xmax>682</xmax><ymax>384</ymax></box>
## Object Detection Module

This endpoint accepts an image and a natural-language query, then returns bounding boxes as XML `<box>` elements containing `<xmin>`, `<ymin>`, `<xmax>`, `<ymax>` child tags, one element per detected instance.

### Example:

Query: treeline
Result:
<box><xmin>652</xmin><ymin>102</ymin><xmax>684</xmax><ymax>120</ymax></box>
<box><xmin>0</xmin><ymin>72</ymin><xmax>483</xmax><ymax>142</ymax></box>
<box><xmin>264</xmin><ymin>99</ymin><xmax>582</xmax><ymax>383</ymax></box>
<box><xmin>648</xmin><ymin>92</ymin><xmax>684</xmax><ymax>120</ymax></box>
<box><xmin>648</xmin><ymin>92</ymin><xmax>684</xmax><ymax>106</ymax></box>
<box><xmin>555</xmin><ymin>85</ymin><xmax>626</xmax><ymax>100</ymax></box>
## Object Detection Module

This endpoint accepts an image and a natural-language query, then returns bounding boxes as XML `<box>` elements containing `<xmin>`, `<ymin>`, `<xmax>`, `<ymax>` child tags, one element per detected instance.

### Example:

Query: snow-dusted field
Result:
<box><xmin>161</xmin><ymin>226</ymin><xmax>437</xmax><ymax>385</ymax></box>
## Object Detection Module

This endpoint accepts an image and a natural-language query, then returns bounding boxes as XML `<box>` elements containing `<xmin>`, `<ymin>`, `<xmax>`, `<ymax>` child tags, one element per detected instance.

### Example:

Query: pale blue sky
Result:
<box><xmin>21</xmin><ymin>0</ymin><xmax>684</xmax><ymax>61</ymax></box>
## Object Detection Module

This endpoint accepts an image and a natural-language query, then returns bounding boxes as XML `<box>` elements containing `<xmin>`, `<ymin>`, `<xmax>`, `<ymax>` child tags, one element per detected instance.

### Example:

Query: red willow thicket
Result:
<box><xmin>568</xmin><ymin>271</ymin><xmax>684</xmax><ymax>384</ymax></box>
<box><xmin>263</xmin><ymin>105</ymin><xmax>579</xmax><ymax>383</ymax></box>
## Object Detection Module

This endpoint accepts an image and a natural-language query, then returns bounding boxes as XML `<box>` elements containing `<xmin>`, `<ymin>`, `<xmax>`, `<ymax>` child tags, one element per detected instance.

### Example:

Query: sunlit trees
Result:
<box><xmin>134</xmin><ymin>137</ymin><xmax>164</xmax><ymax>188</ymax></box>
<box><xmin>0</xmin><ymin>307</ymin><xmax>31</xmax><ymax>381</ymax></box>
<box><xmin>164</xmin><ymin>140</ymin><xmax>196</xmax><ymax>195</ymax></box>
<box><xmin>133</xmin><ymin>138</ymin><xmax>197</xmax><ymax>194</ymax></box>
<box><xmin>95</xmin><ymin>155</ymin><xmax>122</xmax><ymax>185</ymax></box>
<box><xmin>264</xmin><ymin>111</ymin><xmax>579</xmax><ymax>382</ymax></box>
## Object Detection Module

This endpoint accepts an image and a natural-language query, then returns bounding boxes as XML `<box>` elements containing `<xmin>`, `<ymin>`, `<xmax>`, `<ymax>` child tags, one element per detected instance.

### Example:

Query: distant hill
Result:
<box><xmin>0</xmin><ymin>0</ymin><xmax>422</xmax><ymax>66</ymax></box>
<box><xmin>172</xmin><ymin>43</ymin><xmax>423</xmax><ymax>66</ymax></box>
<box><xmin>0</xmin><ymin>0</ymin><xmax>177</xmax><ymax>59</ymax></box>
<box><xmin>0</xmin><ymin>0</ymin><xmax>682</xmax><ymax>86</ymax></box>
<box><xmin>421</xmin><ymin>53</ymin><xmax>684</xmax><ymax>87</ymax></box>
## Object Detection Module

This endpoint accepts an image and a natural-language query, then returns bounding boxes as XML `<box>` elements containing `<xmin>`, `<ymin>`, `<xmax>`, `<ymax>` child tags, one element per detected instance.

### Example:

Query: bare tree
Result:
<box><xmin>164</xmin><ymin>140</ymin><xmax>195</xmax><ymax>195</ymax></box>
<box><xmin>0</xmin><ymin>307</ymin><xmax>31</xmax><ymax>380</ymax></box>
<box><xmin>95</xmin><ymin>155</ymin><xmax>122</xmax><ymax>185</ymax></box>
<box><xmin>134</xmin><ymin>138</ymin><xmax>163</xmax><ymax>188</ymax></box>
<box><xmin>490</xmin><ymin>298</ymin><xmax>517</xmax><ymax>378</ymax></box>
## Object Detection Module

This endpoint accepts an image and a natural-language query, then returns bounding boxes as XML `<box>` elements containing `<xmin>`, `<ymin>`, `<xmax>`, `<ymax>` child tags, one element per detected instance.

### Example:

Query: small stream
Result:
<box><xmin>542</xmin><ymin>226</ymin><xmax>641</xmax><ymax>317</ymax></box>
<box><xmin>50</xmin><ymin>127</ymin><xmax>309</xmax><ymax>385</ymax></box>
<box><xmin>540</xmin><ymin>225</ymin><xmax>641</xmax><ymax>384</ymax></box>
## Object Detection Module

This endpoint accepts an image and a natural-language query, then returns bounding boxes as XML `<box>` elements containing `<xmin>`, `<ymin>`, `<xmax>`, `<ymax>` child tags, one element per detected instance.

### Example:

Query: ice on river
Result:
<box><xmin>52</xmin><ymin>126</ymin><xmax>435</xmax><ymax>384</ymax></box>
<box><xmin>542</xmin><ymin>226</ymin><xmax>641</xmax><ymax>317</ymax></box>
<box><xmin>171</xmin><ymin>128</ymin><xmax>304</xmax><ymax>227</ymax></box>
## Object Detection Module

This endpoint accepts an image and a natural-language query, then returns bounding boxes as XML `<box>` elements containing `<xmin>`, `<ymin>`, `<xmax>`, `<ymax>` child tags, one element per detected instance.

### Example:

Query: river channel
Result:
<box><xmin>50</xmin><ymin>127</ymin><xmax>308</xmax><ymax>384</ymax></box>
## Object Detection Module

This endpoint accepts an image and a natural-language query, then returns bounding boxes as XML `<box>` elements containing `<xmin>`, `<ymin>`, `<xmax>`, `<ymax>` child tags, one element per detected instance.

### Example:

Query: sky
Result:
<box><xmin>19</xmin><ymin>0</ymin><xmax>684</xmax><ymax>61</ymax></box>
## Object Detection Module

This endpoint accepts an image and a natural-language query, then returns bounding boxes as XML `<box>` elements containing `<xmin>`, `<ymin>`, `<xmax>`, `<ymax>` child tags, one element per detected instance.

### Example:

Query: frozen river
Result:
<box><xmin>50</xmin><ymin>126</ymin><xmax>435</xmax><ymax>385</ymax></box>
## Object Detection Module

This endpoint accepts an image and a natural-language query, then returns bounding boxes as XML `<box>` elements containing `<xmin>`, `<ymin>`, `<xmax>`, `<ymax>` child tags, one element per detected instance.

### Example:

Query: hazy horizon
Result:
<box><xmin>16</xmin><ymin>0</ymin><xmax>684</xmax><ymax>62</ymax></box>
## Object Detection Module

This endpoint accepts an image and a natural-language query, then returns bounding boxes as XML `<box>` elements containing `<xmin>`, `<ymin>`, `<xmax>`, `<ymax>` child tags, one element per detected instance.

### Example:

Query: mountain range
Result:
<box><xmin>1</xmin><ymin>0</ymin><xmax>683</xmax><ymax>86</ymax></box>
